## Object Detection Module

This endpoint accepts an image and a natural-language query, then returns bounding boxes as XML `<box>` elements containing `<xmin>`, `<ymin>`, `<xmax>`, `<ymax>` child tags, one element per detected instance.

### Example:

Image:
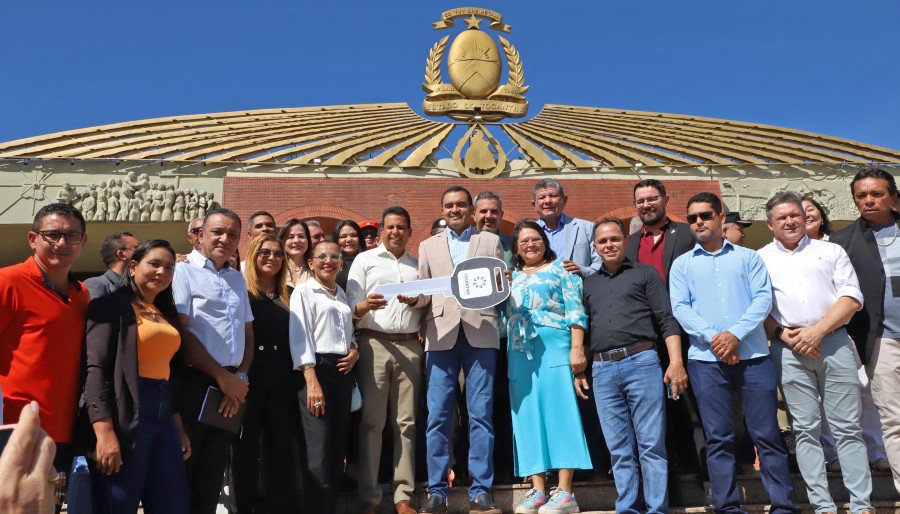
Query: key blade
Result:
<box><xmin>373</xmin><ymin>277</ymin><xmax>453</xmax><ymax>299</ymax></box>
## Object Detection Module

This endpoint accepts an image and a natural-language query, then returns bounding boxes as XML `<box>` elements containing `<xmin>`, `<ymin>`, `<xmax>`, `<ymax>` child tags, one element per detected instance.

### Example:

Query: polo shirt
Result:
<box><xmin>0</xmin><ymin>256</ymin><xmax>90</xmax><ymax>443</ymax></box>
<box><xmin>637</xmin><ymin>219</ymin><xmax>670</xmax><ymax>281</ymax></box>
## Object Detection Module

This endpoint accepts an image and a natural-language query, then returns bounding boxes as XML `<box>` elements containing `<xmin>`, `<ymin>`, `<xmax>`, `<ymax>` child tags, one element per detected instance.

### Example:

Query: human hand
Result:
<box><xmin>94</xmin><ymin>425</ymin><xmax>123</xmax><ymax>475</ymax></box>
<box><xmin>359</xmin><ymin>293</ymin><xmax>388</xmax><ymax>315</ymax></box>
<box><xmin>561</xmin><ymin>260</ymin><xmax>582</xmax><ymax>275</ymax></box>
<box><xmin>573</xmin><ymin>373</ymin><xmax>590</xmax><ymax>400</ymax></box>
<box><xmin>305</xmin><ymin>377</ymin><xmax>326</xmax><ymax>417</ymax></box>
<box><xmin>663</xmin><ymin>362</ymin><xmax>689</xmax><ymax>400</ymax></box>
<box><xmin>217</xmin><ymin>395</ymin><xmax>242</xmax><ymax>419</ymax></box>
<box><xmin>172</xmin><ymin>414</ymin><xmax>191</xmax><ymax>461</ymax></box>
<box><xmin>794</xmin><ymin>327</ymin><xmax>824</xmax><ymax>359</ymax></box>
<box><xmin>396</xmin><ymin>295</ymin><xmax>418</xmax><ymax>306</ymax></box>
<box><xmin>0</xmin><ymin>401</ymin><xmax>58</xmax><ymax>514</ymax></box>
<box><xmin>216</xmin><ymin>370</ymin><xmax>249</xmax><ymax>404</ymax></box>
<box><xmin>569</xmin><ymin>347</ymin><xmax>587</xmax><ymax>375</ymax></box>
<box><xmin>711</xmin><ymin>331</ymin><xmax>739</xmax><ymax>361</ymax></box>
<box><xmin>337</xmin><ymin>347</ymin><xmax>359</xmax><ymax>374</ymax></box>
<box><xmin>723</xmin><ymin>352</ymin><xmax>740</xmax><ymax>365</ymax></box>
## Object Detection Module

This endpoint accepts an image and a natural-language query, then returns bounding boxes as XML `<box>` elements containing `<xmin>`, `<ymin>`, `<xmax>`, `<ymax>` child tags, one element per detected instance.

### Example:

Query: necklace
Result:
<box><xmin>875</xmin><ymin>224</ymin><xmax>899</xmax><ymax>247</ymax></box>
<box><xmin>316</xmin><ymin>279</ymin><xmax>337</xmax><ymax>295</ymax></box>
<box><xmin>522</xmin><ymin>260</ymin><xmax>549</xmax><ymax>272</ymax></box>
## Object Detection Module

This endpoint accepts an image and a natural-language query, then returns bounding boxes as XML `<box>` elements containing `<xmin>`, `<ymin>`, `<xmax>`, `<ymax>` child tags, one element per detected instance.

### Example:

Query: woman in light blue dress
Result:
<box><xmin>506</xmin><ymin>220</ymin><xmax>592</xmax><ymax>514</ymax></box>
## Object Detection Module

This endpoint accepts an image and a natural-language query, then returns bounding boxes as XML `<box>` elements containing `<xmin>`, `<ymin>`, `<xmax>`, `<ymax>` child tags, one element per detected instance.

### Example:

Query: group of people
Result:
<box><xmin>0</xmin><ymin>171</ymin><xmax>899</xmax><ymax>514</ymax></box>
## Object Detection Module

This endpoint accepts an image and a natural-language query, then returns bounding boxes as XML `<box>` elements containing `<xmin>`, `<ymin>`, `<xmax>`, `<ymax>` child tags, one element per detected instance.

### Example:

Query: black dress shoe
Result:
<box><xmin>419</xmin><ymin>495</ymin><xmax>447</xmax><ymax>514</ymax></box>
<box><xmin>469</xmin><ymin>493</ymin><xmax>501</xmax><ymax>514</ymax></box>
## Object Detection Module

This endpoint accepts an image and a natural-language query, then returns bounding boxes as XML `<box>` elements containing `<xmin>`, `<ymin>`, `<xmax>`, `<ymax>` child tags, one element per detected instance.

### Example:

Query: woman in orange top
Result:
<box><xmin>83</xmin><ymin>240</ymin><xmax>190</xmax><ymax>514</ymax></box>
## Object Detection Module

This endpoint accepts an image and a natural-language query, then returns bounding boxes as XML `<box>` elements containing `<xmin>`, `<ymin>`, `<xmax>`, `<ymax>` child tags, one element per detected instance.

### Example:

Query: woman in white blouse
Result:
<box><xmin>289</xmin><ymin>240</ymin><xmax>359</xmax><ymax>513</ymax></box>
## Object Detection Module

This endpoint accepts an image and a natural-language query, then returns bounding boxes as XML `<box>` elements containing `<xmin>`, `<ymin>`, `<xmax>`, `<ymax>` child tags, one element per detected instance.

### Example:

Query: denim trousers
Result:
<box><xmin>771</xmin><ymin>330</ymin><xmax>872</xmax><ymax>514</ymax></box>
<box><xmin>90</xmin><ymin>377</ymin><xmax>189</xmax><ymax>514</ymax></box>
<box><xmin>425</xmin><ymin>329</ymin><xmax>497</xmax><ymax>501</ymax></box>
<box><xmin>591</xmin><ymin>349</ymin><xmax>668</xmax><ymax>514</ymax></box>
<box><xmin>687</xmin><ymin>357</ymin><xmax>796</xmax><ymax>514</ymax></box>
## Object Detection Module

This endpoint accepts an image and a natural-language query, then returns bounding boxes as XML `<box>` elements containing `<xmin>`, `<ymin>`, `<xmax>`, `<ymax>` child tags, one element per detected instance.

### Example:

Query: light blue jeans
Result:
<box><xmin>591</xmin><ymin>349</ymin><xmax>668</xmax><ymax>514</ymax></box>
<box><xmin>772</xmin><ymin>329</ymin><xmax>873</xmax><ymax>514</ymax></box>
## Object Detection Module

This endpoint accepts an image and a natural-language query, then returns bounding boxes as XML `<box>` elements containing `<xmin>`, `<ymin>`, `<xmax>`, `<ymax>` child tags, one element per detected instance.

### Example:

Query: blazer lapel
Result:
<box><xmin>466</xmin><ymin>229</ymin><xmax>482</xmax><ymax>259</ymax></box>
<box><xmin>663</xmin><ymin>223</ymin><xmax>680</xmax><ymax>271</ymax></box>
<box><xmin>562</xmin><ymin>220</ymin><xmax>577</xmax><ymax>260</ymax></box>
<box><xmin>119</xmin><ymin>294</ymin><xmax>140</xmax><ymax>404</ymax></box>
<box><xmin>432</xmin><ymin>231</ymin><xmax>454</xmax><ymax>274</ymax></box>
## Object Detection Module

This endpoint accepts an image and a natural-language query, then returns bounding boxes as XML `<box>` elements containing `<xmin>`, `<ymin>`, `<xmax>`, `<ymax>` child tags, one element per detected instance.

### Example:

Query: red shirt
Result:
<box><xmin>0</xmin><ymin>257</ymin><xmax>90</xmax><ymax>443</ymax></box>
<box><xmin>637</xmin><ymin>219</ymin><xmax>670</xmax><ymax>282</ymax></box>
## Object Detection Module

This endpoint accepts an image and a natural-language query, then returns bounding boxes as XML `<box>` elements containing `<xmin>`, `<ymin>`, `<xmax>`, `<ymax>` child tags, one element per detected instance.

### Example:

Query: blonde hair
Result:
<box><xmin>243</xmin><ymin>234</ymin><xmax>290</xmax><ymax>304</ymax></box>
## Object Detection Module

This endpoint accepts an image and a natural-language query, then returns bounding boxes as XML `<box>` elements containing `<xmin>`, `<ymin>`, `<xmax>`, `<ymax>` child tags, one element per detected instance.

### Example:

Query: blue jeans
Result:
<box><xmin>66</xmin><ymin>456</ymin><xmax>92</xmax><ymax>513</ymax></box>
<box><xmin>688</xmin><ymin>357</ymin><xmax>797</xmax><ymax>514</ymax></box>
<box><xmin>90</xmin><ymin>378</ymin><xmax>189</xmax><ymax>514</ymax></box>
<box><xmin>425</xmin><ymin>330</ymin><xmax>497</xmax><ymax>501</ymax></box>
<box><xmin>592</xmin><ymin>350</ymin><xmax>668</xmax><ymax>514</ymax></box>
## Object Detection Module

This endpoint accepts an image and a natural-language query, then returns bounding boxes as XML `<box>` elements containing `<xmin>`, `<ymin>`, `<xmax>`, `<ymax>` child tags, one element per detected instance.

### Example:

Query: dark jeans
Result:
<box><xmin>299</xmin><ymin>353</ymin><xmax>353</xmax><ymax>514</ymax></box>
<box><xmin>90</xmin><ymin>378</ymin><xmax>189</xmax><ymax>514</ymax></box>
<box><xmin>688</xmin><ymin>357</ymin><xmax>797</xmax><ymax>514</ymax></box>
<box><xmin>233</xmin><ymin>351</ymin><xmax>301</xmax><ymax>514</ymax></box>
<box><xmin>181</xmin><ymin>368</ymin><xmax>237</xmax><ymax>514</ymax></box>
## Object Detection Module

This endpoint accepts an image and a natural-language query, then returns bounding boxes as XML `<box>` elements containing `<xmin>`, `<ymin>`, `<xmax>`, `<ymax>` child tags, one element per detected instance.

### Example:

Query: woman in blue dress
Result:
<box><xmin>507</xmin><ymin>220</ymin><xmax>592</xmax><ymax>514</ymax></box>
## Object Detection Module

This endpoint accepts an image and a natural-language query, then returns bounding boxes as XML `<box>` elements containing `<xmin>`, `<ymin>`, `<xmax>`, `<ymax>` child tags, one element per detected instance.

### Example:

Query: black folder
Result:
<box><xmin>198</xmin><ymin>386</ymin><xmax>246</xmax><ymax>435</ymax></box>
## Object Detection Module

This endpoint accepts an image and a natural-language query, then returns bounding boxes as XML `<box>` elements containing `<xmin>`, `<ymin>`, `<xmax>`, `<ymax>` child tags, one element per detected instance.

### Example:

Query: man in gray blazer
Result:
<box><xmin>83</xmin><ymin>231</ymin><xmax>139</xmax><ymax>298</ymax></box>
<box><xmin>532</xmin><ymin>178</ymin><xmax>601</xmax><ymax>276</ymax></box>
<box><xmin>414</xmin><ymin>186</ymin><xmax>504</xmax><ymax>514</ymax></box>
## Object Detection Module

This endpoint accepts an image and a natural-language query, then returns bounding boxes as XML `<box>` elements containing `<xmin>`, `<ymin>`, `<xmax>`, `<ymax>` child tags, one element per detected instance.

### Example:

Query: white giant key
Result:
<box><xmin>373</xmin><ymin>256</ymin><xmax>510</xmax><ymax>310</ymax></box>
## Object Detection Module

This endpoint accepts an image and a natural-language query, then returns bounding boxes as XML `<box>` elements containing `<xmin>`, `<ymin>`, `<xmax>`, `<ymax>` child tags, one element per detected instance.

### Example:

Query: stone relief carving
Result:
<box><xmin>720</xmin><ymin>175</ymin><xmax>858</xmax><ymax>220</ymax></box>
<box><xmin>56</xmin><ymin>174</ymin><xmax>219</xmax><ymax>222</ymax></box>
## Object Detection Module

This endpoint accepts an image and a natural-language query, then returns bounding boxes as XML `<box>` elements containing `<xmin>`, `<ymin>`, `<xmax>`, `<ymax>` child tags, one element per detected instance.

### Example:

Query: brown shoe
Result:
<box><xmin>359</xmin><ymin>502</ymin><xmax>379</xmax><ymax>514</ymax></box>
<box><xmin>396</xmin><ymin>500</ymin><xmax>417</xmax><ymax>514</ymax></box>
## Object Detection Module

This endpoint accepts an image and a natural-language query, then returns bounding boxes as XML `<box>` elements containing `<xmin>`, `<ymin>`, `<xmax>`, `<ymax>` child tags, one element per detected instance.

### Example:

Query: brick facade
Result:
<box><xmin>223</xmin><ymin>177</ymin><xmax>720</xmax><ymax>255</ymax></box>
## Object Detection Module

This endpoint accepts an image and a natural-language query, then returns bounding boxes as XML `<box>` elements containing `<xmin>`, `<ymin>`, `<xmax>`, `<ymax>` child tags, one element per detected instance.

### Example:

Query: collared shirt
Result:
<box><xmin>289</xmin><ymin>279</ymin><xmax>354</xmax><ymax>367</ymax></box>
<box><xmin>446</xmin><ymin>226</ymin><xmax>474</xmax><ymax>266</ymax></box>
<box><xmin>346</xmin><ymin>243</ymin><xmax>423</xmax><ymax>333</ymax></box>
<box><xmin>669</xmin><ymin>241</ymin><xmax>772</xmax><ymax>362</ymax></box>
<box><xmin>758</xmin><ymin>236</ymin><xmax>863</xmax><ymax>328</ymax></box>
<box><xmin>172</xmin><ymin>250</ymin><xmax>254</xmax><ymax>368</ymax></box>
<box><xmin>537</xmin><ymin>214</ymin><xmax>572</xmax><ymax>260</ymax></box>
<box><xmin>584</xmin><ymin>259</ymin><xmax>681</xmax><ymax>353</ymax></box>
<box><xmin>873</xmin><ymin>223</ymin><xmax>900</xmax><ymax>337</ymax></box>
<box><xmin>638</xmin><ymin>218</ymin><xmax>670</xmax><ymax>281</ymax></box>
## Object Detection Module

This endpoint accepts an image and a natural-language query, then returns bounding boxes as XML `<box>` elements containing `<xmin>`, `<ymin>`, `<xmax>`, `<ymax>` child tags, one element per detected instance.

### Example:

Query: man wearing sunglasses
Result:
<box><xmin>669</xmin><ymin>193</ymin><xmax>796</xmax><ymax>514</ymax></box>
<box><xmin>0</xmin><ymin>203</ymin><xmax>90</xmax><ymax>507</ymax></box>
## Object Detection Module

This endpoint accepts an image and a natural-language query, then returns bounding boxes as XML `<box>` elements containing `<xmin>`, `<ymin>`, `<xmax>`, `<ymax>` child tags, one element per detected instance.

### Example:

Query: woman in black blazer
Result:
<box><xmin>83</xmin><ymin>240</ymin><xmax>190</xmax><ymax>514</ymax></box>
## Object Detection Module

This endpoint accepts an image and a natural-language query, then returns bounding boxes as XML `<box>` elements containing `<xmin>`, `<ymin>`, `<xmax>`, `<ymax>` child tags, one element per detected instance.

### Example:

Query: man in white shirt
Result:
<box><xmin>758</xmin><ymin>192</ymin><xmax>873</xmax><ymax>514</ymax></box>
<box><xmin>347</xmin><ymin>206</ymin><xmax>424</xmax><ymax>514</ymax></box>
<box><xmin>172</xmin><ymin>207</ymin><xmax>254</xmax><ymax>514</ymax></box>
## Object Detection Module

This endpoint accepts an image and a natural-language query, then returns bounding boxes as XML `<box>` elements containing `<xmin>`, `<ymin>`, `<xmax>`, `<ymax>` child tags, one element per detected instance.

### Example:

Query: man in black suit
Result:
<box><xmin>625</xmin><ymin>180</ymin><xmax>706</xmax><ymax>493</ymax></box>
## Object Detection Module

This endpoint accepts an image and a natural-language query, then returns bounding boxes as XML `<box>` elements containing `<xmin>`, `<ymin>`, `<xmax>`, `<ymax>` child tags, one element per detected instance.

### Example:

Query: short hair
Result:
<box><xmin>203</xmin><ymin>207</ymin><xmax>241</xmax><ymax>229</ymax></box>
<box><xmin>850</xmin><ymin>167</ymin><xmax>898</xmax><ymax>197</ymax></box>
<box><xmin>474</xmin><ymin>191</ymin><xmax>504</xmax><ymax>210</ymax></box>
<box><xmin>381</xmin><ymin>206</ymin><xmax>411</xmax><ymax>228</ymax></box>
<box><xmin>532</xmin><ymin>178</ymin><xmax>564</xmax><ymax>200</ymax></box>
<box><xmin>247</xmin><ymin>210</ymin><xmax>275</xmax><ymax>227</ymax></box>
<box><xmin>187</xmin><ymin>216</ymin><xmax>205</xmax><ymax>234</ymax></box>
<box><xmin>686</xmin><ymin>192</ymin><xmax>723</xmax><ymax>214</ymax></box>
<box><xmin>304</xmin><ymin>219</ymin><xmax>321</xmax><ymax>228</ymax></box>
<box><xmin>800</xmin><ymin>195</ymin><xmax>833</xmax><ymax>236</ymax></box>
<box><xmin>765</xmin><ymin>191</ymin><xmax>804</xmax><ymax>221</ymax></box>
<box><xmin>510</xmin><ymin>220</ymin><xmax>557</xmax><ymax>271</ymax></box>
<box><xmin>99</xmin><ymin>231</ymin><xmax>135</xmax><ymax>267</ymax></box>
<box><xmin>277</xmin><ymin>218</ymin><xmax>313</xmax><ymax>261</ymax></box>
<box><xmin>32</xmin><ymin>203</ymin><xmax>86</xmax><ymax>233</ymax></box>
<box><xmin>633</xmin><ymin>179</ymin><xmax>666</xmax><ymax>198</ymax></box>
<box><xmin>441</xmin><ymin>186</ymin><xmax>473</xmax><ymax>207</ymax></box>
<box><xmin>592</xmin><ymin>217</ymin><xmax>626</xmax><ymax>239</ymax></box>
<box><xmin>332</xmin><ymin>220</ymin><xmax>363</xmax><ymax>259</ymax></box>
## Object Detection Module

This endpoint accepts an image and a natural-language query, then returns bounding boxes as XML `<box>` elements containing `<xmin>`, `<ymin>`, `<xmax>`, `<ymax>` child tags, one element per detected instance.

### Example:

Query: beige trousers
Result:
<box><xmin>867</xmin><ymin>337</ymin><xmax>900</xmax><ymax>491</ymax></box>
<box><xmin>357</xmin><ymin>335</ymin><xmax>423</xmax><ymax>504</ymax></box>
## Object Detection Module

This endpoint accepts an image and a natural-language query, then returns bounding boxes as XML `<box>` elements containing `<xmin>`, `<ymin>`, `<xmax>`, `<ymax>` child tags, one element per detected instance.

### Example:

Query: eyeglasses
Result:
<box><xmin>189</xmin><ymin>227</ymin><xmax>202</xmax><ymax>235</ymax></box>
<box><xmin>257</xmin><ymin>249</ymin><xmax>286</xmax><ymax>259</ymax></box>
<box><xmin>517</xmin><ymin>237</ymin><xmax>543</xmax><ymax>246</ymax></box>
<box><xmin>686</xmin><ymin>211</ymin><xmax>716</xmax><ymax>224</ymax></box>
<box><xmin>634</xmin><ymin>195</ymin><xmax>661</xmax><ymax>206</ymax></box>
<box><xmin>36</xmin><ymin>231</ymin><xmax>84</xmax><ymax>244</ymax></box>
<box><xmin>313</xmin><ymin>253</ymin><xmax>343</xmax><ymax>261</ymax></box>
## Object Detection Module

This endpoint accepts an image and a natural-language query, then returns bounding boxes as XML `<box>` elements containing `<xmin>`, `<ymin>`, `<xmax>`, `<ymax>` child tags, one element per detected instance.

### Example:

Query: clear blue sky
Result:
<box><xmin>2</xmin><ymin>1</ymin><xmax>899</xmax><ymax>149</ymax></box>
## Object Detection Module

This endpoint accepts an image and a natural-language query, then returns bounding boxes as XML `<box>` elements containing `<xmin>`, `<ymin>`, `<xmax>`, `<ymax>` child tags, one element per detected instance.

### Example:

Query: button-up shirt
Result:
<box><xmin>289</xmin><ymin>279</ymin><xmax>354</xmax><ymax>368</ymax></box>
<box><xmin>757</xmin><ymin>236</ymin><xmax>863</xmax><ymax>328</ymax></box>
<box><xmin>669</xmin><ymin>241</ymin><xmax>772</xmax><ymax>362</ymax></box>
<box><xmin>346</xmin><ymin>244</ymin><xmax>423</xmax><ymax>333</ymax></box>
<box><xmin>537</xmin><ymin>214</ymin><xmax>571</xmax><ymax>260</ymax></box>
<box><xmin>172</xmin><ymin>250</ymin><xmax>254</xmax><ymax>368</ymax></box>
<box><xmin>446</xmin><ymin>226</ymin><xmax>473</xmax><ymax>267</ymax></box>
<box><xmin>584</xmin><ymin>259</ymin><xmax>681</xmax><ymax>353</ymax></box>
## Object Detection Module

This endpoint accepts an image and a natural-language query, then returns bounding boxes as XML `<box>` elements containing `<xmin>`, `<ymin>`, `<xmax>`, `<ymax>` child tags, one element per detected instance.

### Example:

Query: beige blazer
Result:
<box><xmin>416</xmin><ymin>229</ymin><xmax>504</xmax><ymax>351</ymax></box>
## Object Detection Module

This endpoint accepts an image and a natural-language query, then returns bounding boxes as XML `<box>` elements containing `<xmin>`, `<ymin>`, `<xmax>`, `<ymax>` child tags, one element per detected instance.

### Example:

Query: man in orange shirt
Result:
<box><xmin>0</xmin><ymin>203</ymin><xmax>90</xmax><ymax>501</ymax></box>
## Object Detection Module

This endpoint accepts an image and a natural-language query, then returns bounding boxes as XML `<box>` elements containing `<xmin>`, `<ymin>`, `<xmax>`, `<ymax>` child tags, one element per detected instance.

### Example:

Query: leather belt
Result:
<box><xmin>594</xmin><ymin>341</ymin><xmax>655</xmax><ymax>362</ymax></box>
<box><xmin>357</xmin><ymin>328</ymin><xmax>418</xmax><ymax>343</ymax></box>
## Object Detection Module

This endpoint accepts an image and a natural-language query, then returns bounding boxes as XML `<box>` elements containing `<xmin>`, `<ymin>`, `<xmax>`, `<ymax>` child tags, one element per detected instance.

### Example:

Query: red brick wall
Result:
<box><xmin>223</xmin><ymin>177</ymin><xmax>720</xmax><ymax>255</ymax></box>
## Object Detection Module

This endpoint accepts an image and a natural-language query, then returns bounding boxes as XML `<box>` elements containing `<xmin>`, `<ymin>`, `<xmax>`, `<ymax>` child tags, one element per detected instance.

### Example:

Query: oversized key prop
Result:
<box><xmin>373</xmin><ymin>256</ymin><xmax>510</xmax><ymax>310</ymax></box>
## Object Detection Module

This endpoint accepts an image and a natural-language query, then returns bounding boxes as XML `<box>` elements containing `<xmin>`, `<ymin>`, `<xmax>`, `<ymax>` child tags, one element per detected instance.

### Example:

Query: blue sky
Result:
<box><xmin>2</xmin><ymin>1</ymin><xmax>899</xmax><ymax>149</ymax></box>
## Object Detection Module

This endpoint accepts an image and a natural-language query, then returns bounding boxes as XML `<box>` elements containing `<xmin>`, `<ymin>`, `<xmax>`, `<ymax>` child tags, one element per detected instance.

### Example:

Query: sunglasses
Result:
<box><xmin>257</xmin><ymin>248</ymin><xmax>286</xmax><ymax>259</ymax></box>
<box><xmin>686</xmin><ymin>211</ymin><xmax>716</xmax><ymax>224</ymax></box>
<box><xmin>36</xmin><ymin>230</ymin><xmax>85</xmax><ymax>244</ymax></box>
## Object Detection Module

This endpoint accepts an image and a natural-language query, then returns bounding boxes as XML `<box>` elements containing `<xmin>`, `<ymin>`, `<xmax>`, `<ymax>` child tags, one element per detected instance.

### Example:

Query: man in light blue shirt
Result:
<box><xmin>533</xmin><ymin>178</ymin><xmax>601</xmax><ymax>277</ymax></box>
<box><xmin>669</xmin><ymin>192</ymin><xmax>796</xmax><ymax>514</ymax></box>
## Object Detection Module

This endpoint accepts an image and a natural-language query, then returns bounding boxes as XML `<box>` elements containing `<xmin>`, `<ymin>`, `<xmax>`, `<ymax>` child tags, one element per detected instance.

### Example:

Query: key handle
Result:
<box><xmin>450</xmin><ymin>256</ymin><xmax>510</xmax><ymax>310</ymax></box>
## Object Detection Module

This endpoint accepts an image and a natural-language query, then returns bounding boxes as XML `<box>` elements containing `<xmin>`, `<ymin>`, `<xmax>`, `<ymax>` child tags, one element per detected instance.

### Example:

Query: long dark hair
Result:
<box><xmin>277</xmin><ymin>218</ymin><xmax>313</xmax><ymax>262</ymax></box>
<box><xmin>332</xmin><ymin>220</ymin><xmax>363</xmax><ymax>260</ymax></box>
<box><xmin>800</xmin><ymin>195</ymin><xmax>832</xmax><ymax>236</ymax></box>
<box><xmin>511</xmin><ymin>219</ymin><xmax>556</xmax><ymax>271</ymax></box>
<box><xmin>123</xmin><ymin>240</ymin><xmax>181</xmax><ymax>328</ymax></box>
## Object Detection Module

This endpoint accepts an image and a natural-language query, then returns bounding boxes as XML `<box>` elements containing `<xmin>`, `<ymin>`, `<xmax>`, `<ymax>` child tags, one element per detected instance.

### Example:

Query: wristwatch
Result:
<box><xmin>773</xmin><ymin>325</ymin><xmax>785</xmax><ymax>342</ymax></box>
<box><xmin>236</xmin><ymin>371</ymin><xmax>249</xmax><ymax>383</ymax></box>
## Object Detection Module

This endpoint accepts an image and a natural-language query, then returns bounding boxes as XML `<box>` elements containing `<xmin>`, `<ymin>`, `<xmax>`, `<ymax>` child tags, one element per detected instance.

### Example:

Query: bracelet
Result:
<box><xmin>300</xmin><ymin>363</ymin><xmax>315</xmax><ymax>371</ymax></box>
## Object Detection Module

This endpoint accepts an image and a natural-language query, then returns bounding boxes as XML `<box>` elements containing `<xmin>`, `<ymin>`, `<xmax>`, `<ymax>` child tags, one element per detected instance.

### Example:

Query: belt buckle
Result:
<box><xmin>606</xmin><ymin>347</ymin><xmax>626</xmax><ymax>361</ymax></box>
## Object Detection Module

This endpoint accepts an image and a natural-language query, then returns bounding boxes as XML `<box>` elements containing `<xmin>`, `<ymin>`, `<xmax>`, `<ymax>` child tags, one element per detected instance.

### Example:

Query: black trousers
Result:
<box><xmin>233</xmin><ymin>351</ymin><xmax>301</xmax><ymax>514</ymax></box>
<box><xmin>180</xmin><ymin>367</ymin><xmax>237</xmax><ymax>514</ymax></box>
<box><xmin>298</xmin><ymin>353</ymin><xmax>353</xmax><ymax>514</ymax></box>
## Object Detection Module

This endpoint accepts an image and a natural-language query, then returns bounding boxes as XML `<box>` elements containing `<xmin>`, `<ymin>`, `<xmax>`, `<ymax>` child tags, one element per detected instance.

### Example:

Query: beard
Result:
<box><xmin>639</xmin><ymin>209</ymin><xmax>666</xmax><ymax>226</ymax></box>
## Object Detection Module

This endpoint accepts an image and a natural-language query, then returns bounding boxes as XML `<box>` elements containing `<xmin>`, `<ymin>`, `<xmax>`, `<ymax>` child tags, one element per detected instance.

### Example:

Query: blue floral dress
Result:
<box><xmin>506</xmin><ymin>261</ymin><xmax>592</xmax><ymax>476</ymax></box>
